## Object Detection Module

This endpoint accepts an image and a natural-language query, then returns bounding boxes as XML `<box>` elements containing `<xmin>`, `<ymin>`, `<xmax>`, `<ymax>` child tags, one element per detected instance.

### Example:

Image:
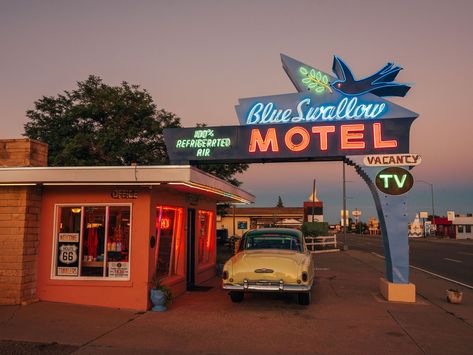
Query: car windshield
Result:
<box><xmin>243</xmin><ymin>234</ymin><xmax>302</xmax><ymax>252</ymax></box>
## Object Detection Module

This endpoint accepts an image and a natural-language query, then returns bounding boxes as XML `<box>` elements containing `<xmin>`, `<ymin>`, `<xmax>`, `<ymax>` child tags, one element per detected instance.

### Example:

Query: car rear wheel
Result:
<box><xmin>229</xmin><ymin>291</ymin><xmax>244</xmax><ymax>303</ymax></box>
<box><xmin>298</xmin><ymin>292</ymin><xmax>311</xmax><ymax>305</ymax></box>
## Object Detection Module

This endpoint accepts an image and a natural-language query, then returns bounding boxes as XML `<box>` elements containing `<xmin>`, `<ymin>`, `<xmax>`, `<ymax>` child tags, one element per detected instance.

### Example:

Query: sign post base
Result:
<box><xmin>379</xmin><ymin>277</ymin><xmax>416</xmax><ymax>303</ymax></box>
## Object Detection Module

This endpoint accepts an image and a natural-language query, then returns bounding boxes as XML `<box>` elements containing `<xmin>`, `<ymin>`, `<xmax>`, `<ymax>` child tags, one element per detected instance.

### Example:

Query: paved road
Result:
<box><xmin>2</xmin><ymin>252</ymin><xmax>473</xmax><ymax>355</ymax></box>
<box><xmin>343</xmin><ymin>234</ymin><xmax>473</xmax><ymax>287</ymax></box>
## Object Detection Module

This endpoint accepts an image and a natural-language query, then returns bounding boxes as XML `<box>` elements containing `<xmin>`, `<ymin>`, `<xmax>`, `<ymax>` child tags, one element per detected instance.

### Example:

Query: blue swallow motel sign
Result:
<box><xmin>165</xmin><ymin>54</ymin><xmax>420</xmax><ymax>301</ymax></box>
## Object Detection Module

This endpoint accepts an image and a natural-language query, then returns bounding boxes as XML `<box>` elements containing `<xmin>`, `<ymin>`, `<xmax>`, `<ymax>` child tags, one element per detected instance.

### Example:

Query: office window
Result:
<box><xmin>54</xmin><ymin>205</ymin><xmax>131</xmax><ymax>279</ymax></box>
<box><xmin>156</xmin><ymin>206</ymin><xmax>184</xmax><ymax>279</ymax></box>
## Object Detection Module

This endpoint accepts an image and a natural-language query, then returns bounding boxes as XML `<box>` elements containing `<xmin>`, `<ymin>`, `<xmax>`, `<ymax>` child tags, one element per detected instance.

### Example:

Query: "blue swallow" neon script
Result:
<box><xmin>246</xmin><ymin>97</ymin><xmax>386</xmax><ymax>125</ymax></box>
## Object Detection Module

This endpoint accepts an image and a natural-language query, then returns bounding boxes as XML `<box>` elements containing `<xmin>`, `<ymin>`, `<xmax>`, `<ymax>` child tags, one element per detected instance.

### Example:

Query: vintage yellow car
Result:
<box><xmin>222</xmin><ymin>228</ymin><xmax>315</xmax><ymax>305</ymax></box>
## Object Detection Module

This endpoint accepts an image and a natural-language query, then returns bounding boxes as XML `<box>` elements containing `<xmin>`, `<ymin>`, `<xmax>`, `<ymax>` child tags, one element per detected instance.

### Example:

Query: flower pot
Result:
<box><xmin>446</xmin><ymin>289</ymin><xmax>463</xmax><ymax>304</ymax></box>
<box><xmin>150</xmin><ymin>288</ymin><xmax>167</xmax><ymax>311</ymax></box>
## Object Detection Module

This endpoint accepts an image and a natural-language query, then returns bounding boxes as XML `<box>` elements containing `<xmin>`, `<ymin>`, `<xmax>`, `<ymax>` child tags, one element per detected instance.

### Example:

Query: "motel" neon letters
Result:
<box><xmin>248</xmin><ymin>122</ymin><xmax>397</xmax><ymax>153</ymax></box>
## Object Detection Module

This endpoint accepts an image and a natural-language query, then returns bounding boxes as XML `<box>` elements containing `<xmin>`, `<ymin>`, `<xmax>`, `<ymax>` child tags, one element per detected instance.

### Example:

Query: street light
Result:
<box><xmin>352</xmin><ymin>209</ymin><xmax>362</xmax><ymax>235</ymax></box>
<box><xmin>341</xmin><ymin>162</ymin><xmax>356</xmax><ymax>250</ymax></box>
<box><xmin>417</xmin><ymin>180</ymin><xmax>436</xmax><ymax>235</ymax></box>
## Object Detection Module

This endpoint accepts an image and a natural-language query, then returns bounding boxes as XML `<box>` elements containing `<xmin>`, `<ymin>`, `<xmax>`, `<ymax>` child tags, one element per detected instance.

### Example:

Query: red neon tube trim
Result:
<box><xmin>340</xmin><ymin>124</ymin><xmax>365</xmax><ymax>150</ymax></box>
<box><xmin>373</xmin><ymin>123</ymin><xmax>398</xmax><ymax>148</ymax></box>
<box><xmin>284</xmin><ymin>126</ymin><xmax>310</xmax><ymax>152</ymax></box>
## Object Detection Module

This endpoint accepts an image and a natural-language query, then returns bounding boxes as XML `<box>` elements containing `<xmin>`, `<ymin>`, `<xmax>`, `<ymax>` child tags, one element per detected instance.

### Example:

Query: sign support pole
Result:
<box><xmin>312</xmin><ymin>179</ymin><xmax>315</xmax><ymax>222</ymax></box>
<box><xmin>346</xmin><ymin>156</ymin><xmax>416</xmax><ymax>302</ymax></box>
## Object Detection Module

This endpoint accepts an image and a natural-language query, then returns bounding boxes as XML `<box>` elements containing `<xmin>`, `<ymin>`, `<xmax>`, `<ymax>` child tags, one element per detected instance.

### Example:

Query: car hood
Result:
<box><xmin>229</xmin><ymin>250</ymin><xmax>306</xmax><ymax>283</ymax></box>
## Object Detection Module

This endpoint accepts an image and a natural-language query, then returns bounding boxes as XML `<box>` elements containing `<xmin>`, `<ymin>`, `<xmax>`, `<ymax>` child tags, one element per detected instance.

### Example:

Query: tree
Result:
<box><xmin>276</xmin><ymin>196</ymin><xmax>284</xmax><ymax>208</ymax></box>
<box><xmin>23</xmin><ymin>75</ymin><xmax>248</xmax><ymax>185</ymax></box>
<box><xmin>24</xmin><ymin>75</ymin><xmax>178</xmax><ymax>166</ymax></box>
<box><xmin>301</xmin><ymin>222</ymin><xmax>329</xmax><ymax>238</ymax></box>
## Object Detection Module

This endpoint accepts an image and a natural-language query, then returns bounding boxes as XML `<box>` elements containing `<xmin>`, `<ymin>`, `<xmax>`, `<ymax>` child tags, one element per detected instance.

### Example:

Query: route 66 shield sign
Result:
<box><xmin>59</xmin><ymin>244</ymin><xmax>78</xmax><ymax>264</ymax></box>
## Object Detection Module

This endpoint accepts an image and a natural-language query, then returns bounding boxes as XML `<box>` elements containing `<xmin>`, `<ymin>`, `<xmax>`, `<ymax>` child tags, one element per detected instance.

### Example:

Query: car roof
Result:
<box><xmin>244</xmin><ymin>228</ymin><xmax>303</xmax><ymax>239</ymax></box>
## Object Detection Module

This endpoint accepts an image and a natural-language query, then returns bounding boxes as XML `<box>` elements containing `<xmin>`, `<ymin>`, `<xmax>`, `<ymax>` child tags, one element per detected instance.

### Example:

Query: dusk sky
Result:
<box><xmin>1</xmin><ymin>0</ymin><xmax>472</xmax><ymax>223</ymax></box>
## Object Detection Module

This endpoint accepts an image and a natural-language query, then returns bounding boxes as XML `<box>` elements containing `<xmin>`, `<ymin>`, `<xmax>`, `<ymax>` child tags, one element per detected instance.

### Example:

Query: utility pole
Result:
<box><xmin>417</xmin><ymin>180</ymin><xmax>436</xmax><ymax>236</ymax></box>
<box><xmin>312</xmin><ymin>179</ymin><xmax>316</xmax><ymax>222</ymax></box>
<box><xmin>342</xmin><ymin>161</ymin><xmax>348</xmax><ymax>250</ymax></box>
<box><xmin>430</xmin><ymin>183</ymin><xmax>435</xmax><ymax>234</ymax></box>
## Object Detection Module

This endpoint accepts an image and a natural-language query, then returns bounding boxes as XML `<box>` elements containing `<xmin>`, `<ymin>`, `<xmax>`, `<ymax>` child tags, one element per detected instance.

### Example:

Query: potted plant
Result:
<box><xmin>446</xmin><ymin>288</ymin><xmax>463</xmax><ymax>304</ymax></box>
<box><xmin>149</xmin><ymin>273</ymin><xmax>172</xmax><ymax>312</ymax></box>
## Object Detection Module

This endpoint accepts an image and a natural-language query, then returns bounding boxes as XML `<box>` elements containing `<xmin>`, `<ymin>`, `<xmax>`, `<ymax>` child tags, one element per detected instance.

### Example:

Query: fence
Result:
<box><xmin>305</xmin><ymin>235</ymin><xmax>338</xmax><ymax>253</ymax></box>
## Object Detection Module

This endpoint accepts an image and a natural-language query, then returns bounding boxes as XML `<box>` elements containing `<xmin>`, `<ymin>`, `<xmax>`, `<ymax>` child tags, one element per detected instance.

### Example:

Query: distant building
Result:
<box><xmin>219</xmin><ymin>184</ymin><xmax>326</xmax><ymax>237</ymax></box>
<box><xmin>432</xmin><ymin>217</ymin><xmax>455</xmax><ymax>238</ymax></box>
<box><xmin>419</xmin><ymin>214</ymin><xmax>472</xmax><ymax>239</ymax></box>
<box><xmin>453</xmin><ymin>214</ymin><xmax>473</xmax><ymax>239</ymax></box>
<box><xmin>368</xmin><ymin>217</ymin><xmax>380</xmax><ymax>235</ymax></box>
<box><xmin>408</xmin><ymin>214</ymin><xmax>423</xmax><ymax>238</ymax></box>
<box><xmin>218</xmin><ymin>207</ymin><xmax>304</xmax><ymax>237</ymax></box>
<box><xmin>303</xmin><ymin>184</ymin><xmax>324</xmax><ymax>223</ymax></box>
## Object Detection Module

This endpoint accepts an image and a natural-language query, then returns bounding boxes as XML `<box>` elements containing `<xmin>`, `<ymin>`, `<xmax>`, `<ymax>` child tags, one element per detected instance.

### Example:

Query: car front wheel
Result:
<box><xmin>229</xmin><ymin>291</ymin><xmax>244</xmax><ymax>303</ymax></box>
<box><xmin>298</xmin><ymin>292</ymin><xmax>311</xmax><ymax>305</ymax></box>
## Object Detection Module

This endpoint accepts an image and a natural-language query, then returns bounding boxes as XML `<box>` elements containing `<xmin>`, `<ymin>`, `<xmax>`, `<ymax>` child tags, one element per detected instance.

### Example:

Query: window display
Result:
<box><xmin>106</xmin><ymin>206</ymin><xmax>130</xmax><ymax>278</ymax></box>
<box><xmin>81</xmin><ymin>207</ymin><xmax>106</xmax><ymax>277</ymax></box>
<box><xmin>198</xmin><ymin>210</ymin><xmax>214</xmax><ymax>265</ymax></box>
<box><xmin>56</xmin><ymin>207</ymin><xmax>81</xmax><ymax>277</ymax></box>
<box><xmin>54</xmin><ymin>205</ymin><xmax>131</xmax><ymax>279</ymax></box>
<box><xmin>156</xmin><ymin>206</ymin><xmax>184</xmax><ymax>279</ymax></box>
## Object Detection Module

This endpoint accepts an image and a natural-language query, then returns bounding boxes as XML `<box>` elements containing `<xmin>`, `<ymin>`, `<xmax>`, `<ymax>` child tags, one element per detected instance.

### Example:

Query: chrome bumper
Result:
<box><xmin>223</xmin><ymin>280</ymin><xmax>311</xmax><ymax>292</ymax></box>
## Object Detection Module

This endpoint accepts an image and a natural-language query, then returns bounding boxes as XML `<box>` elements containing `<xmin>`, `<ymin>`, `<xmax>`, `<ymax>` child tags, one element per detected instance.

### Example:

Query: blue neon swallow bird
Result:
<box><xmin>331</xmin><ymin>56</ymin><xmax>411</xmax><ymax>97</ymax></box>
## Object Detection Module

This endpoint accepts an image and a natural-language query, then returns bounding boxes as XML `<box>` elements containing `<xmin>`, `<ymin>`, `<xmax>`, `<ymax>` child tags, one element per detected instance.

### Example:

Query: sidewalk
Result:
<box><xmin>347</xmin><ymin>233</ymin><xmax>473</xmax><ymax>245</ymax></box>
<box><xmin>1</xmin><ymin>251</ymin><xmax>471</xmax><ymax>354</ymax></box>
<box><xmin>410</xmin><ymin>237</ymin><xmax>473</xmax><ymax>245</ymax></box>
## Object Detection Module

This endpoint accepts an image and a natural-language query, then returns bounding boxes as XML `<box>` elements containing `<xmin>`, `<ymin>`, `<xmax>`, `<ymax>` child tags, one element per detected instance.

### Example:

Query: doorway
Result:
<box><xmin>186</xmin><ymin>208</ymin><xmax>196</xmax><ymax>290</ymax></box>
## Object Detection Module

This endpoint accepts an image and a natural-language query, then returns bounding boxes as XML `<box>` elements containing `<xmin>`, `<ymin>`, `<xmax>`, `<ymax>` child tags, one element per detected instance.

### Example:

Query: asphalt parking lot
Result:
<box><xmin>1</xmin><ymin>250</ymin><xmax>472</xmax><ymax>354</ymax></box>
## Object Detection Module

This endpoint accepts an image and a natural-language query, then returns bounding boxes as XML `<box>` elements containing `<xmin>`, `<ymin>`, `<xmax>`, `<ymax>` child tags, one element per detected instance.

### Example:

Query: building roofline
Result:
<box><xmin>0</xmin><ymin>165</ymin><xmax>255</xmax><ymax>204</ymax></box>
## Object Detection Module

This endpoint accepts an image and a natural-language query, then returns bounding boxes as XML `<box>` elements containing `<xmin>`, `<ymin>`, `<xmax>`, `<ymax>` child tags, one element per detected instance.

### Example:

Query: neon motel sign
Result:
<box><xmin>164</xmin><ymin>54</ymin><xmax>418</xmax><ymax>164</ymax></box>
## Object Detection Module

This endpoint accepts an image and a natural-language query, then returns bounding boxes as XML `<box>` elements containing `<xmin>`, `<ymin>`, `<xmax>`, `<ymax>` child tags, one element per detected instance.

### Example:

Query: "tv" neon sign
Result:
<box><xmin>375</xmin><ymin>167</ymin><xmax>414</xmax><ymax>195</ymax></box>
